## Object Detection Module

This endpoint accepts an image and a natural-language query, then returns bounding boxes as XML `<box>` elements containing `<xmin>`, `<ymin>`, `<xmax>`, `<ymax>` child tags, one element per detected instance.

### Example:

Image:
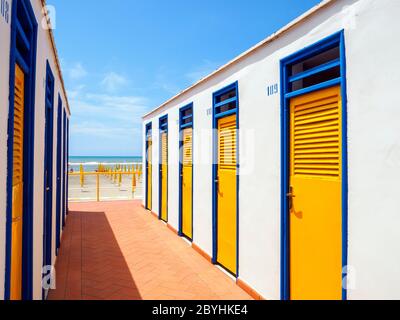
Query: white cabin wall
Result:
<box><xmin>152</xmin><ymin>119</ymin><xmax>159</xmax><ymax>214</ymax></box>
<box><xmin>344</xmin><ymin>0</ymin><xmax>400</xmax><ymax>300</ymax></box>
<box><xmin>167</xmin><ymin>108</ymin><xmax>180</xmax><ymax>231</ymax></box>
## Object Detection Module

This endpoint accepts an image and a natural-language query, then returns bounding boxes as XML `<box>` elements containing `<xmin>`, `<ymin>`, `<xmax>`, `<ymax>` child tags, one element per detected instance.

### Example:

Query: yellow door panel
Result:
<box><xmin>11</xmin><ymin>64</ymin><xmax>25</xmax><ymax>300</ymax></box>
<box><xmin>147</xmin><ymin>138</ymin><xmax>152</xmax><ymax>210</ymax></box>
<box><xmin>217</xmin><ymin>114</ymin><xmax>237</xmax><ymax>275</ymax></box>
<box><xmin>161</xmin><ymin>132</ymin><xmax>168</xmax><ymax>221</ymax></box>
<box><xmin>290</xmin><ymin>86</ymin><xmax>342</xmax><ymax>300</ymax></box>
<box><xmin>182</xmin><ymin>128</ymin><xmax>193</xmax><ymax>239</ymax></box>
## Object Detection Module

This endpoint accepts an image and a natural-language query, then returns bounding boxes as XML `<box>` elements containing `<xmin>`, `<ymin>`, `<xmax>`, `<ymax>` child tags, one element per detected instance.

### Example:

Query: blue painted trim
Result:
<box><xmin>55</xmin><ymin>95</ymin><xmax>63</xmax><ymax>255</ymax></box>
<box><xmin>5</xmin><ymin>0</ymin><xmax>37</xmax><ymax>300</ymax></box>
<box><xmin>62</xmin><ymin>110</ymin><xmax>67</xmax><ymax>228</ymax></box>
<box><xmin>288</xmin><ymin>58</ymin><xmax>340</xmax><ymax>83</ymax></box>
<box><xmin>236</xmin><ymin>83</ymin><xmax>240</xmax><ymax>279</ymax></box>
<box><xmin>42</xmin><ymin>61</ymin><xmax>55</xmax><ymax>299</ymax></box>
<box><xmin>181</xmin><ymin>115</ymin><xmax>192</xmax><ymax>121</ymax></box>
<box><xmin>145</xmin><ymin>122</ymin><xmax>152</xmax><ymax>210</ymax></box>
<box><xmin>159</xmin><ymin>115</ymin><xmax>168</xmax><ymax>132</ymax></box>
<box><xmin>158</xmin><ymin>115</ymin><xmax>168</xmax><ymax>221</ymax></box>
<box><xmin>281</xmin><ymin>31</ymin><xmax>342</xmax><ymax>65</ymax></box>
<box><xmin>213</xmin><ymin>82</ymin><xmax>237</xmax><ymax>98</ymax></box>
<box><xmin>285</xmin><ymin>78</ymin><xmax>341</xmax><ymax>99</ymax></box>
<box><xmin>279</xmin><ymin>57</ymin><xmax>290</xmax><ymax>300</ymax></box>
<box><xmin>215</xmin><ymin>108</ymin><xmax>237</xmax><ymax>120</ymax></box>
<box><xmin>66</xmin><ymin>118</ymin><xmax>70</xmax><ymax>216</ymax></box>
<box><xmin>212</xmin><ymin>81</ymin><xmax>239</xmax><ymax>276</ymax></box>
<box><xmin>279</xmin><ymin>30</ymin><xmax>348</xmax><ymax>301</ymax></box>
<box><xmin>16</xmin><ymin>20</ymin><xmax>30</xmax><ymax>50</ymax></box>
<box><xmin>339</xmin><ymin>31</ymin><xmax>349</xmax><ymax>301</ymax></box>
<box><xmin>15</xmin><ymin>50</ymin><xmax>29</xmax><ymax>74</ymax></box>
<box><xmin>180</xmin><ymin>123</ymin><xmax>193</xmax><ymax>129</ymax></box>
<box><xmin>214</xmin><ymin>96</ymin><xmax>237</xmax><ymax>109</ymax></box>
<box><xmin>178</xmin><ymin>103</ymin><xmax>194</xmax><ymax>240</ymax></box>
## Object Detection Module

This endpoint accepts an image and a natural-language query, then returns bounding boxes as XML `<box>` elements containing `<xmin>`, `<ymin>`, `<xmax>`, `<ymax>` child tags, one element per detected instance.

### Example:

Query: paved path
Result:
<box><xmin>48</xmin><ymin>201</ymin><xmax>252</xmax><ymax>300</ymax></box>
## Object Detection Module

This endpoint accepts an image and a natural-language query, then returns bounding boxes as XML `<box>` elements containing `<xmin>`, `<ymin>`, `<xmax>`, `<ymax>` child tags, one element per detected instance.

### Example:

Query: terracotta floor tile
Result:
<box><xmin>48</xmin><ymin>201</ymin><xmax>252</xmax><ymax>300</ymax></box>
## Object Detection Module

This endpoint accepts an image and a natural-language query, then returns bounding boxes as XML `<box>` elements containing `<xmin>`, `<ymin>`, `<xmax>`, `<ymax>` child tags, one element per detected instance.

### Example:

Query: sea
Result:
<box><xmin>69</xmin><ymin>156</ymin><xmax>143</xmax><ymax>172</ymax></box>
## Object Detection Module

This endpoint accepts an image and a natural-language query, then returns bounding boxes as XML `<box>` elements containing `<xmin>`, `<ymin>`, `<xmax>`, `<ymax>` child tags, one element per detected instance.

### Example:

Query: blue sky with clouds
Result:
<box><xmin>49</xmin><ymin>0</ymin><xmax>321</xmax><ymax>156</ymax></box>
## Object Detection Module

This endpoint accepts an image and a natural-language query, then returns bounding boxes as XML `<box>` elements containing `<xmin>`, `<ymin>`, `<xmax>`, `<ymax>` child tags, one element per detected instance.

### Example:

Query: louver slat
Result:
<box><xmin>13</xmin><ymin>65</ymin><xmax>25</xmax><ymax>186</ymax></box>
<box><xmin>183</xmin><ymin>128</ymin><xmax>192</xmax><ymax>167</ymax></box>
<box><xmin>161</xmin><ymin>133</ymin><xmax>168</xmax><ymax>165</ymax></box>
<box><xmin>219</xmin><ymin>118</ymin><xmax>236</xmax><ymax>171</ymax></box>
<box><xmin>292</xmin><ymin>90</ymin><xmax>341</xmax><ymax>178</ymax></box>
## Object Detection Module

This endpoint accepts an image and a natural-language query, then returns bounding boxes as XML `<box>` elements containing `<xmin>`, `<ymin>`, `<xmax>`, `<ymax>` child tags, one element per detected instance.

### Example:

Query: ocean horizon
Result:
<box><xmin>69</xmin><ymin>156</ymin><xmax>143</xmax><ymax>171</ymax></box>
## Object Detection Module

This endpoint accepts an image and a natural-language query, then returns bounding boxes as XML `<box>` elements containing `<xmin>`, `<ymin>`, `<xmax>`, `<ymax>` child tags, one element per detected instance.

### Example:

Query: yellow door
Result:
<box><xmin>146</xmin><ymin>138</ymin><xmax>152</xmax><ymax>210</ymax></box>
<box><xmin>217</xmin><ymin>114</ymin><xmax>237</xmax><ymax>275</ymax></box>
<box><xmin>182</xmin><ymin>128</ymin><xmax>193</xmax><ymax>239</ymax></box>
<box><xmin>289</xmin><ymin>86</ymin><xmax>342</xmax><ymax>300</ymax></box>
<box><xmin>161</xmin><ymin>132</ymin><xmax>168</xmax><ymax>221</ymax></box>
<box><xmin>10</xmin><ymin>64</ymin><xmax>25</xmax><ymax>300</ymax></box>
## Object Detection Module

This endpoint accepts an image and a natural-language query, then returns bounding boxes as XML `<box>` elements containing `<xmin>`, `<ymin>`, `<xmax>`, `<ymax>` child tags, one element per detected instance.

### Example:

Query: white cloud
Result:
<box><xmin>70</xmin><ymin>92</ymin><xmax>150</xmax><ymax>128</ymax></box>
<box><xmin>67</xmin><ymin>62</ymin><xmax>88</xmax><ymax>79</ymax></box>
<box><xmin>100</xmin><ymin>72</ymin><xmax>128</xmax><ymax>93</ymax></box>
<box><xmin>67</xmin><ymin>84</ymin><xmax>86</xmax><ymax>99</ymax></box>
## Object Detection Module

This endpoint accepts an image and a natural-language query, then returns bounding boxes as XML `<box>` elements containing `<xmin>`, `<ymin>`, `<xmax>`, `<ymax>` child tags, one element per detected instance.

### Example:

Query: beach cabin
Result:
<box><xmin>0</xmin><ymin>0</ymin><xmax>70</xmax><ymax>299</ymax></box>
<box><xmin>142</xmin><ymin>0</ymin><xmax>400</xmax><ymax>300</ymax></box>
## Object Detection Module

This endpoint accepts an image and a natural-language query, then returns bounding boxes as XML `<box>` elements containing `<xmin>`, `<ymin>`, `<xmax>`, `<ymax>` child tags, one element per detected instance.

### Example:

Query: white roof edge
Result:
<box><xmin>142</xmin><ymin>0</ymin><xmax>335</xmax><ymax>120</ymax></box>
<box><xmin>40</xmin><ymin>0</ymin><xmax>71</xmax><ymax>116</ymax></box>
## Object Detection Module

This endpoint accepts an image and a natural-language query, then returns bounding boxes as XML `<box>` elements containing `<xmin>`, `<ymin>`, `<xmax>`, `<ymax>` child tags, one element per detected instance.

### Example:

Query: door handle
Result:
<box><xmin>215</xmin><ymin>177</ymin><xmax>220</xmax><ymax>194</ymax></box>
<box><xmin>46</xmin><ymin>187</ymin><xmax>50</xmax><ymax>191</ymax></box>
<box><xmin>287</xmin><ymin>187</ymin><xmax>296</xmax><ymax>210</ymax></box>
<box><xmin>12</xmin><ymin>216</ymin><xmax>22</xmax><ymax>223</ymax></box>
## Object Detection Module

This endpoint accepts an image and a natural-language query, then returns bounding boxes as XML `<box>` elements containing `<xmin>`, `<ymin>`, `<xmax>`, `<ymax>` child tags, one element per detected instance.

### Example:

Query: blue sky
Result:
<box><xmin>49</xmin><ymin>0</ymin><xmax>321</xmax><ymax>156</ymax></box>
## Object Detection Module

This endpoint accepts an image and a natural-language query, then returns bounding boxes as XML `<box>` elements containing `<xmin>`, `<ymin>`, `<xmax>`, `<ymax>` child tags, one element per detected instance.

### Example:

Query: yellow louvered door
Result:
<box><xmin>11</xmin><ymin>64</ymin><xmax>25</xmax><ymax>300</ymax></box>
<box><xmin>161</xmin><ymin>132</ymin><xmax>168</xmax><ymax>221</ymax></box>
<box><xmin>217</xmin><ymin>114</ymin><xmax>237</xmax><ymax>275</ymax></box>
<box><xmin>290</xmin><ymin>86</ymin><xmax>342</xmax><ymax>300</ymax></box>
<box><xmin>182</xmin><ymin>128</ymin><xmax>193</xmax><ymax>239</ymax></box>
<box><xmin>147</xmin><ymin>138</ymin><xmax>152</xmax><ymax>210</ymax></box>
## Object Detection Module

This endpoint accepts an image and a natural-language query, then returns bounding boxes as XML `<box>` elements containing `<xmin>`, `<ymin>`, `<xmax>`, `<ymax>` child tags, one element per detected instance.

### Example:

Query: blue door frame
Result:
<box><xmin>279</xmin><ymin>30</ymin><xmax>348</xmax><ymax>300</ymax></box>
<box><xmin>178</xmin><ymin>103</ymin><xmax>194</xmax><ymax>240</ymax></box>
<box><xmin>43</xmin><ymin>61</ymin><xmax>55</xmax><ymax>298</ymax></box>
<box><xmin>55</xmin><ymin>95</ymin><xmax>63</xmax><ymax>255</ymax></box>
<box><xmin>4</xmin><ymin>0</ymin><xmax>38</xmax><ymax>300</ymax></box>
<box><xmin>145</xmin><ymin>122</ymin><xmax>152</xmax><ymax>210</ymax></box>
<box><xmin>158</xmin><ymin>115</ymin><xmax>168</xmax><ymax>221</ymax></box>
<box><xmin>211</xmin><ymin>81</ymin><xmax>240</xmax><ymax>277</ymax></box>
<box><xmin>62</xmin><ymin>110</ymin><xmax>67</xmax><ymax>228</ymax></box>
<box><xmin>66</xmin><ymin>117</ymin><xmax>70</xmax><ymax>217</ymax></box>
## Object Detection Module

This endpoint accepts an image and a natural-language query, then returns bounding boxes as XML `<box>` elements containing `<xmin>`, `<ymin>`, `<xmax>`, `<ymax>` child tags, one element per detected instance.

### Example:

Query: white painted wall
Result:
<box><xmin>167</xmin><ymin>108</ymin><xmax>180</xmax><ymax>231</ymax></box>
<box><xmin>143</xmin><ymin>0</ymin><xmax>400</xmax><ymax>300</ymax></box>
<box><xmin>0</xmin><ymin>0</ymin><xmax>70</xmax><ymax>300</ymax></box>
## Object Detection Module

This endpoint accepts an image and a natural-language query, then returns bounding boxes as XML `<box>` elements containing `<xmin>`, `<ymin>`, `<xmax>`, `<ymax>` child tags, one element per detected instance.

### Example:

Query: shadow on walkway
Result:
<box><xmin>49</xmin><ymin>210</ymin><xmax>142</xmax><ymax>300</ymax></box>
<box><xmin>49</xmin><ymin>201</ymin><xmax>252</xmax><ymax>300</ymax></box>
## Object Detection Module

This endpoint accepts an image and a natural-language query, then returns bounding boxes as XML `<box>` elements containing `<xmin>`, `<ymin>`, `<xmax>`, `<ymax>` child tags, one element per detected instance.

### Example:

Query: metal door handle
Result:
<box><xmin>46</xmin><ymin>187</ymin><xmax>50</xmax><ymax>191</ymax></box>
<box><xmin>287</xmin><ymin>187</ymin><xmax>295</xmax><ymax>210</ymax></box>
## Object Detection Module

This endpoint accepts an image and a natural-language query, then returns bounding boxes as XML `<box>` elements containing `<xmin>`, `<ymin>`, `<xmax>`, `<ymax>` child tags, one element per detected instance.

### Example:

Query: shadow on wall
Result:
<box><xmin>48</xmin><ymin>211</ymin><xmax>142</xmax><ymax>300</ymax></box>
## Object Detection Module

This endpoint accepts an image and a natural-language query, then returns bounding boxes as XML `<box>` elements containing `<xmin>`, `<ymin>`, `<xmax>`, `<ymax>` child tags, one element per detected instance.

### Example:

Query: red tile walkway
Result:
<box><xmin>48</xmin><ymin>201</ymin><xmax>252</xmax><ymax>300</ymax></box>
